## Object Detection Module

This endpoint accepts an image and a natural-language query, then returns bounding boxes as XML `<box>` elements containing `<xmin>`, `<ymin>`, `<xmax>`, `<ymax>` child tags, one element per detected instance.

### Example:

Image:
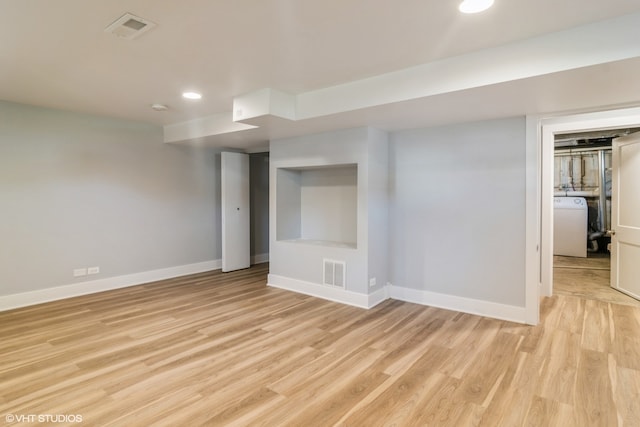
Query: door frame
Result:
<box><xmin>536</xmin><ymin>106</ymin><xmax>640</xmax><ymax>301</ymax></box>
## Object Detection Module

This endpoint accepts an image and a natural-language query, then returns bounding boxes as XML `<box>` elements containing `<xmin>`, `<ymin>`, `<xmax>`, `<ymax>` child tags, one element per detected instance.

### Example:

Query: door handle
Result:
<box><xmin>607</xmin><ymin>230</ymin><xmax>616</xmax><ymax>236</ymax></box>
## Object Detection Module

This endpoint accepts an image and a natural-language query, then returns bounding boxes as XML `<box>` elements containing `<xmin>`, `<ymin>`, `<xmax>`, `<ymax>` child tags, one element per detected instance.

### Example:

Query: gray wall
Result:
<box><xmin>367</xmin><ymin>128</ymin><xmax>390</xmax><ymax>293</ymax></box>
<box><xmin>249</xmin><ymin>152</ymin><xmax>269</xmax><ymax>256</ymax></box>
<box><xmin>1</xmin><ymin>97</ymin><xmax>525</xmax><ymax>311</ymax></box>
<box><xmin>300</xmin><ymin>166</ymin><xmax>357</xmax><ymax>244</ymax></box>
<box><xmin>389</xmin><ymin>117</ymin><xmax>526</xmax><ymax>306</ymax></box>
<box><xmin>0</xmin><ymin>101</ymin><xmax>221</xmax><ymax>296</ymax></box>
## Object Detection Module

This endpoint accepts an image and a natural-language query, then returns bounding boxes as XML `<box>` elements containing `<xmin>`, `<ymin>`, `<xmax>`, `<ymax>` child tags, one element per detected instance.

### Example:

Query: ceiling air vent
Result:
<box><xmin>105</xmin><ymin>13</ymin><xmax>156</xmax><ymax>40</ymax></box>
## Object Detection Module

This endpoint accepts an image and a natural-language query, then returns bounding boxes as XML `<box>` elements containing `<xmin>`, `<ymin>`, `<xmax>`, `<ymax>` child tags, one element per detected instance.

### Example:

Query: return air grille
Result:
<box><xmin>105</xmin><ymin>13</ymin><xmax>156</xmax><ymax>40</ymax></box>
<box><xmin>323</xmin><ymin>259</ymin><xmax>346</xmax><ymax>288</ymax></box>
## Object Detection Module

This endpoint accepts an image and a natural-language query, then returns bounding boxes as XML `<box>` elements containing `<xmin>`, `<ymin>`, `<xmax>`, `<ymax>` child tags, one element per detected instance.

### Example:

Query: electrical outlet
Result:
<box><xmin>369</xmin><ymin>277</ymin><xmax>377</xmax><ymax>287</ymax></box>
<box><xmin>87</xmin><ymin>266</ymin><xmax>100</xmax><ymax>275</ymax></box>
<box><xmin>73</xmin><ymin>268</ymin><xmax>87</xmax><ymax>277</ymax></box>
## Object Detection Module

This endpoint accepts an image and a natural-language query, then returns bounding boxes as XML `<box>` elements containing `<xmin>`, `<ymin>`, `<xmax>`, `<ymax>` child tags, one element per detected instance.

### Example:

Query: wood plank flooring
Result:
<box><xmin>1</xmin><ymin>263</ymin><xmax>640</xmax><ymax>426</ymax></box>
<box><xmin>554</xmin><ymin>255</ymin><xmax>640</xmax><ymax>307</ymax></box>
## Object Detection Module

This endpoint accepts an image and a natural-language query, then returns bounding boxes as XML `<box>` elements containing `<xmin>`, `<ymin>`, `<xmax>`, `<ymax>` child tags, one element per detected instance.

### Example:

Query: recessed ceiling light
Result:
<box><xmin>150</xmin><ymin>103</ymin><xmax>169</xmax><ymax>111</ymax></box>
<box><xmin>459</xmin><ymin>0</ymin><xmax>494</xmax><ymax>14</ymax></box>
<box><xmin>182</xmin><ymin>91</ymin><xmax>202</xmax><ymax>100</ymax></box>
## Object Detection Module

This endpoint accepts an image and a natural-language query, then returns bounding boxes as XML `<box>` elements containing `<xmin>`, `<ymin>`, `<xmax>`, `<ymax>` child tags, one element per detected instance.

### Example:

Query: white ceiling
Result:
<box><xmin>2</xmin><ymin>0</ymin><xmax>640</xmax><ymax>150</ymax></box>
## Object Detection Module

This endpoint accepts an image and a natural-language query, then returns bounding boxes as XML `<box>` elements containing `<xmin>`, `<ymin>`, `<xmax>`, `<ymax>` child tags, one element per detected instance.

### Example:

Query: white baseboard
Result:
<box><xmin>2</xmin><ymin>263</ymin><xmax>526</xmax><ymax>324</ymax></box>
<box><xmin>388</xmin><ymin>285</ymin><xmax>527</xmax><ymax>323</ymax></box>
<box><xmin>267</xmin><ymin>275</ymin><xmax>525</xmax><ymax>322</ymax></box>
<box><xmin>0</xmin><ymin>259</ymin><xmax>222</xmax><ymax>312</ymax></box>
<box><xmin>251</xmin><ymin>253</ymin><xmax>269</xmax><ymax>265</ymax></box>
<box><xmin>368</xmin><ymin>285</ymin><xmax>390</xmax><ymax>308</ymax></box>
<box><xmin>267</xmin><ymin>274</ymin><xmax>388</xmax><ymax>309</ymax></box>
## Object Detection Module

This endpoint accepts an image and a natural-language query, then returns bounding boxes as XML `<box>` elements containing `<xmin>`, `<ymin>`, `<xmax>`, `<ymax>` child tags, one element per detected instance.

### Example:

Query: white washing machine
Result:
<box><xmin>554</xmin><ymin>197</ymin><xmax>588</xmax><ymax>257</ymax></box>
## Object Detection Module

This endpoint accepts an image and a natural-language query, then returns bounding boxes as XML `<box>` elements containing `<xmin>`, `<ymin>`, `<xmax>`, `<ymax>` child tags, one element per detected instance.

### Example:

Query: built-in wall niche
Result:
<box><xmin>276</xmin><ymin>164</ymin><xmax>357</xmax><ymax>248</ymax></box>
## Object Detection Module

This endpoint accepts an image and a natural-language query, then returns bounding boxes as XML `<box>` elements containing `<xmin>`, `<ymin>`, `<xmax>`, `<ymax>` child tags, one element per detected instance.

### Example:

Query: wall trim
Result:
<box><xmin>3</xmin><ymin>263</ymin><xmax>527</xmax><ymax>323</ymax></box>
<box><xmin>267</xmin><ymin>274</ymin><xmax>388</xmax><ymax>309</ymax></box>
<box><xmin>251</xmin><ymin>253</ymin><xmax>269</xmax><ymax>265</ymax></box>
<box><xmin>524</xmin><ymin>114</ymin><xmax>541</xmax><ymax>325</ymax></box>
<box><xmin>368</xmin><ymin>285</ymin><xmax>390</xmax><ymax>308</ymax></box>
<box><xmin>388</xmin><ymin>285</ymin><xmax>527</xmax><ymax>324</ymax></box>
<box><xmin>0</xmin><ymin>259</ymin><xmax>222</xmax><ymax>312</ymax></box>
<box><xmin>269</xmin><ymin>274</ymin><xmax>526</xmax><ymax>322</ymax></box>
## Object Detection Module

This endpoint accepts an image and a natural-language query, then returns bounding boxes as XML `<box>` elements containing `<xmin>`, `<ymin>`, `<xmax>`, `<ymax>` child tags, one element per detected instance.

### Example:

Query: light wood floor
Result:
<box><xmin>554</xmin><ymin>254</ymin><xmax>640</xmax><ymax>307</ymax></box>
<box><xmin>2</xmin><ymin>264</ymin><xmax>640</xmax><ymax>426</ymax></box>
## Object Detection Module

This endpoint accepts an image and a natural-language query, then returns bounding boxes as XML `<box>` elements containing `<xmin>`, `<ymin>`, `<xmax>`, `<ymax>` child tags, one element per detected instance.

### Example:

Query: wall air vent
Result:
<box><xmin>323</xmin><ymin>259</ymin><xmax>346</xmax><ymax>288</ymax></box>
<box><xmin>105</xmin><ymin>13</ymin><xmax>156</xmax><ymax>40</ymax></box>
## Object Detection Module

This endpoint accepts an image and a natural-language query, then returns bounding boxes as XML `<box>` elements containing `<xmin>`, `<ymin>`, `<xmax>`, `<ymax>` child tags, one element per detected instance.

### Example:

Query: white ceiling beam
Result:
<box><xmin>296</xmin><ymin>12</ymin><xmax>640</xmax><ymax>119</ymax></box>
<box><xmin>166</xmin><ymin>12</ymin><xmax>640</xmax><ymax>144</ymax></box>
<box><xmin>163</xmin><ymin>112</ymin><xmax>257</xmax><ymax>144</ymax></box>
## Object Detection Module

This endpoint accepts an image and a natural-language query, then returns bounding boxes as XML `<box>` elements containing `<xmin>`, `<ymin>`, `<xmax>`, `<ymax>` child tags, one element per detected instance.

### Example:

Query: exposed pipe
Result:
<box><xmin>598</xmin><ymin>149</ymin><xmax>607</xmax><ymax>232</ymax></box>
<box><xmin>568</xmin><ymin>155</ymin><xmax>575</xmax><ymax>190</ymax></box>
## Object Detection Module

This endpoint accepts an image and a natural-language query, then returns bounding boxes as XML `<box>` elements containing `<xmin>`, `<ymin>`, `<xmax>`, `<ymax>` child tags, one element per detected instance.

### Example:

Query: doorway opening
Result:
<box><xmin>540</xmin><ymin>107</ymin><xmax>640</xmax><ymax>309</ymax></box>
<box><xmin>552</xmin><ymin>130</ymin><xmax>626</xmax><ymax>304</ymax></box>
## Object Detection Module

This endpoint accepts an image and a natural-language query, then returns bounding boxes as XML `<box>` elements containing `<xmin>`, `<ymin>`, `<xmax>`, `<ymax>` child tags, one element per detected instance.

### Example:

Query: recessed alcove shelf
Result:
<box><xmin>269</xmin><ymin>127</ymin><xmax>389</xmax><ymax>301</ymax></box>
<box><xmin>276</xmin><ymin>164</ymin><xmax>358</xmax><ymax>248</ymax></box>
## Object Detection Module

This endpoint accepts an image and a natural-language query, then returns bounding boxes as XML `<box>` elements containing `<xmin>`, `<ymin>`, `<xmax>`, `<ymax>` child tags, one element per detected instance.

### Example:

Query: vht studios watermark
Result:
<box><xmin>5</xmin><ymin>413</ymin><xmax>83</xmax><ymax>423</ymax></box>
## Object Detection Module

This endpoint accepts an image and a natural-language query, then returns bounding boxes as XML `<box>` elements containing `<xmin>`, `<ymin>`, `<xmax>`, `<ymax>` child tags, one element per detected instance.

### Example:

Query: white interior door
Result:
<box><xmin>610</xmin><ymin>132</ymin><xmax>640</xmax><ymax>299</ymax></box>
<box><xmin>221</xmin><ymin>152</ymin><xmax>250</xmax><ymax>272</ymax></box>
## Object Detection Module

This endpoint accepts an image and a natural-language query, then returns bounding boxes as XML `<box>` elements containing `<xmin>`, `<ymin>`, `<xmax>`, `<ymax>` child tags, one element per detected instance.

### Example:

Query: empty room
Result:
<box><xmin>2</xmin><ymin>1</ymin><xmax>640</xmax><ymax>426</ymax></box>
